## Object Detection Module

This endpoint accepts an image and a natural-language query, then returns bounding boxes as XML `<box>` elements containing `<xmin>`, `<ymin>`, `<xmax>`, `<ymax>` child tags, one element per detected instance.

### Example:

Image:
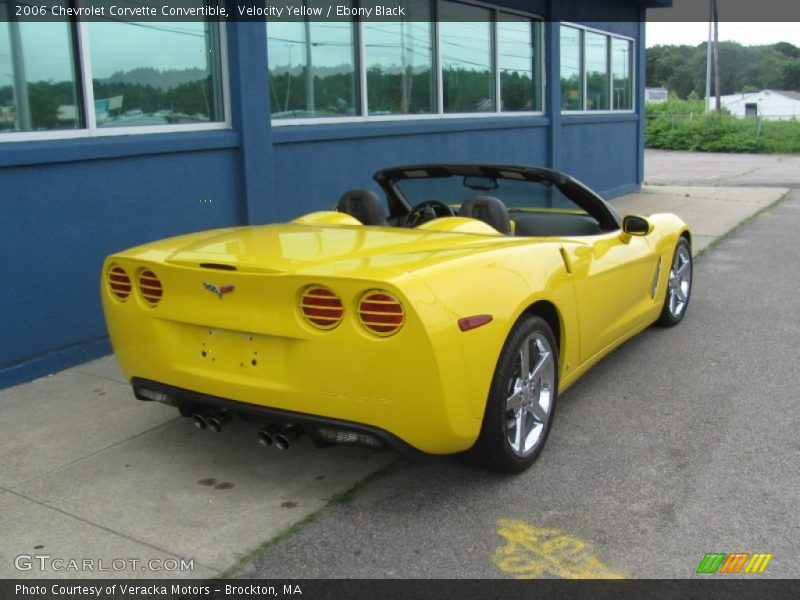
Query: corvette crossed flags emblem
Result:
<box><xmin>203</xmin><ymin>282</ymin><xmax>235</xmax><ymax>299</ymax></box>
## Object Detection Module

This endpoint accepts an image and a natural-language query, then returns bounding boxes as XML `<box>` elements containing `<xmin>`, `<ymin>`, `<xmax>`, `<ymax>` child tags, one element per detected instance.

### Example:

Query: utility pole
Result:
<box><xmin>284</xmin><ymin>45</ymin><xmax>292</xmax><ymax>112</ymax></box>
<box><xmin>304</xmin><ymin>19</ymin><xmax>314</xmax><ymax>115</ymax></box>
<box><xmin>712</xmin><ymin>0</ymin><xmax>721</xmax><ymax>112</ymax></box>
<box><xmin>705</xmin><ymin>2</ymin><xmax>712</xmax><ymax>113</ymax></box>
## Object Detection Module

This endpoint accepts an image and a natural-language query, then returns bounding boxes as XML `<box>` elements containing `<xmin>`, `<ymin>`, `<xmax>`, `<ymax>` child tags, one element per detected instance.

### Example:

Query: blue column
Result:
<box><xmin>226</xmin><ymin>22</ymin><xmax>276</xmax><ymax>225</ymax></box>
<box><xmin>544</xmin><ymin>9</ymin><xmax>562</xmax><ymax>170</ymax></box>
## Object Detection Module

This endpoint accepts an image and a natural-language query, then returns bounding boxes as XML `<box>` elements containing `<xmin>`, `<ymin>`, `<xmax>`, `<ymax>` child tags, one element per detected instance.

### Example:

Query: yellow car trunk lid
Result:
<box><xmin>164</xmin><ymin>223</ymin><xmax>513</xmax><ymax>275</ymax></box>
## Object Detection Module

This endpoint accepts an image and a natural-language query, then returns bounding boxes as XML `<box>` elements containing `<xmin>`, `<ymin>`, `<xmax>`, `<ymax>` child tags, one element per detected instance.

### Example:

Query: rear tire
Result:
<box><xmin>466</xmin><ymin>315</ymin><xmax>558</xmax><ymax>473</ymax></box>
<box><xmin>657</xmin><ymin>237</ymin><xmax>692</xmax><ymax>327</ymax></box>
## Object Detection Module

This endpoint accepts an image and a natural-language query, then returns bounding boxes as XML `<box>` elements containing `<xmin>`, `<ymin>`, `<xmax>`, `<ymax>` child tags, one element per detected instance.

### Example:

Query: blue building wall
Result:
<box><xmin>0</xmin><ymin>139</ymin><xmax>245</xmax><ymax>385</ymax></box>
<box><xmin>0</xmin><ymin>3</ymin><xmax>651</xmax><ymax>389</ymax></box>
<box><xmin>560</xmin><ymin>116</ymin><xmax>640</xmax><ymax>197</ymax></box>
<box><xmin>271</xmin><ymin>118</ymin><xmax>550</xmax><ymax>217</ymax></box>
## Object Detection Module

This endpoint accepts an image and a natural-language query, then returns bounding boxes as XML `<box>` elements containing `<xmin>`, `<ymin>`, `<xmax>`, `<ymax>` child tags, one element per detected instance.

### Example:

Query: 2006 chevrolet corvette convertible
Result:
<box><xmin>102</xmin><ymin>164</ymin><xmax>692</xmax><ymax>473</ymax></box>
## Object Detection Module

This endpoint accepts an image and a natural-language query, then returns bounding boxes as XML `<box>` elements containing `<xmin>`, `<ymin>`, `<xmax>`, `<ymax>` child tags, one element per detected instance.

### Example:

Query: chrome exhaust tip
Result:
<box><xmin>274</xmin><ymin>424</ymin><xmax>303</xmax><ymax>450</ymax></box>
<box><xmin>192</xmin><ymin>414</ymin><xmax>208</xmax><ymax>430</ymax></box>
<box><xmin>206</xmin><ymin>411</ymin><xmax>232</xmax><ymax>433</ymax></box>
<box><xmin>257</xmin><ymin>424</ymin><xmax>282</xmax><ymax>447</ymax></box>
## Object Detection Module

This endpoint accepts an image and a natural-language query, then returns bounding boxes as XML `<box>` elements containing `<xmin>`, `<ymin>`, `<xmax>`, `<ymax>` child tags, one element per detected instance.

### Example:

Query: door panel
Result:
<box><xmin>562</xmin><ymin>232</ymin><xmax>657</xmax><ymax>363</ymax></box>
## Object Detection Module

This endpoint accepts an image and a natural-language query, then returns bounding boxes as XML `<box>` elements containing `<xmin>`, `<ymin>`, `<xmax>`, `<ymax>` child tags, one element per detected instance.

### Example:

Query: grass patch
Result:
<box><xmin>213</xmin><ymin>512</ymin><xmax>321</xmax><ymax>580</ymax></box>
<box><xmin>327</xmin><ymin>460</ymin><xmax>398</xmax><ymax>506</ymax></box>
<box><xmin>645</xmin><ymin>97</ymin><xmax>800</xmax><ymax>154</ymax></box>
<box><xmin>212</xmin><ymin>458</ymin><xmax>399</xmax><ymax>579</ymax></box>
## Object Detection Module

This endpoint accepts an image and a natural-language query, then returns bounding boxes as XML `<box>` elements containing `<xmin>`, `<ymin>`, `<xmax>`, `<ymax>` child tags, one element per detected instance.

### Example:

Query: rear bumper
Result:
<box><xmin>103</xmin><ymin>260</ymin><xmax>487</xmax><ymax>454</ymax></box>
<box><xmin>132</xmin><ymin>377</ymin><xmax>428</xmax><ymax>459</ymax></box>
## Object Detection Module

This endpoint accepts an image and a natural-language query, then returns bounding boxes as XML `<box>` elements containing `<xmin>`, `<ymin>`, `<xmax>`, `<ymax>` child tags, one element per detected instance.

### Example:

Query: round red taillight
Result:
<box><xmin>107</xmin><ymin>265</ymin><xmax>132</xmax><ymax>301</ymax></box>
<box><xmin>300</xmin><ymin>286</ymin><xmax>344</xmax><ymax>330</ymax></box>
<box><xmin>138</xmin><ymin>270</ymin><xmax>163</xmax><ymax>306</ymax></box>
<box><xmin>358</xmin><ymin>291</ymin><xmax>404</xmax><ymax>336</ymax></box>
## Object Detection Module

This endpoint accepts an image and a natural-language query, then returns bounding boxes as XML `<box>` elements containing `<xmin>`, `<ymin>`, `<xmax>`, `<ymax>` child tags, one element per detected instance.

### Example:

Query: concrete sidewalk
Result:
<box><xmin>612</xmin><ymin>185</ymin><xmax>788</xmax><ymax>255</ymax></box>
<box><xmin>0</xmin><ymin>181</ymin><xmax>788</xmax><ymax>579</ymax></box>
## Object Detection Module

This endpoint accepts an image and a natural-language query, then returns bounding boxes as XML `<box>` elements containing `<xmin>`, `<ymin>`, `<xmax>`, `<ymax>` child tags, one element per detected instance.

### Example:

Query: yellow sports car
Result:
<box><xmin>102</xmin><ymin>164</ymin><xmax>692</xmax><ymax>473</ymax></box>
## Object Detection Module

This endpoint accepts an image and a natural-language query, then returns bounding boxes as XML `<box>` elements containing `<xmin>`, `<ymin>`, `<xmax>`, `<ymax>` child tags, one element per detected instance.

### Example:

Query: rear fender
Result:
<box><xmin>413</xmin><ymin>243</ymin><xmax>578</xmax><ymax>422</ymax></box>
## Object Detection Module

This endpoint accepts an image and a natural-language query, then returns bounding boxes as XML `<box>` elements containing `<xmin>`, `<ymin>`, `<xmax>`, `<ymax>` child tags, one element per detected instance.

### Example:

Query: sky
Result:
<box><xmin>647</xmin><ymin>22</ymin><xmax>800</xmax><ymax>48</ymax></box>
<box><xmin>1</xmin><ymin>21</ymin><xmax>210</xmax><ymax>86</ymax></box>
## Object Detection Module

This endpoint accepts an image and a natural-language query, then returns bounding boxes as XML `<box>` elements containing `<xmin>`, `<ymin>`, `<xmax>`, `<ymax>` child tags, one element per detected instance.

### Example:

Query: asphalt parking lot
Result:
<box><xmin>644</xmin><ymin>150</ymin><xmax>800</xmax><ymax>188</ymax></box>
<box><xmin>240</xmin><ymin>152</ymin><xmax>800</xmax><ymax>579</ymax></box>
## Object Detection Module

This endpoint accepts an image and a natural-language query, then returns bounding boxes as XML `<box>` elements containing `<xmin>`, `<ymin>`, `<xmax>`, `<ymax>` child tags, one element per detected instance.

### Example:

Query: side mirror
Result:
<box><xmin>622</xmin><ymin>215</ymin><xmax>652</xmax><ymax>237</ymax></box>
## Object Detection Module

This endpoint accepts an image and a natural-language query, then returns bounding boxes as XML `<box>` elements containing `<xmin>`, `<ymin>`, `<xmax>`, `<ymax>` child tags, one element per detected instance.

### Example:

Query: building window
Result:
<box><xmin>612</xmin><ymin>38</ymin><xmax>633</xmax><ymax>110</ymax></box>
<box><xmin>364</xmin><ymin>6</ymin><xmax>435</xmax><ymax>115</ymax></box>
<box><xmin>440</xmin><ymin>2</ymin><xmax>494</xmax><ymax>113</ymax></box>
<box><xmin>585</xmin><ymin>32</ymin><xmax>609</xmax><ymax>110</ymax></box>
<box><xmin>0</xmin><ymin>3</ymin><xmax>82</xmax><ymax>133</ymax></box>
<box><xmin>87</xmin><ymin>20</ymin><xmax>224</xmax><ymax>127</ymax></box>
<box><xmin>266</xmin><ymin>0</ymin><xmax>544</xmax><ymax>123</ymax></box>
<box><xmin>268</xmin><ymin>7</ymin><xmax>359</xmax><ymax>120</ymax></box>
<box><xmin>561</xmin><ymin>24</ymin><xmax>634</xmax><ymax>113</ymax></box>
<box><xmin>498</xmin><ymin>14</ymin><xmax>541</xmax><ymax>112</ymax></box>
<box><xmin>0</xmin><ymin>3</ymin><xmax>227</xmax><ymax>140</ymax></box>
<box><xmin>560</xmin><ymin>25</ymin><xmax>583</xmax><ymax>111</ymax></box>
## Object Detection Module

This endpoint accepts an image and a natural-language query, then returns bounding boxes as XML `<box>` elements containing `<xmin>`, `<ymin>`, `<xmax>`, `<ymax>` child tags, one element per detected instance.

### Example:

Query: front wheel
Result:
<box><xmin>657</xmin><ymin>237</ymin><xmax>692</xmax><ymax>327</ymax></box>
<box><xmin>466</xmin><ymin>315</ymin><xmax>558</xmax><ymax>473</ymax></box>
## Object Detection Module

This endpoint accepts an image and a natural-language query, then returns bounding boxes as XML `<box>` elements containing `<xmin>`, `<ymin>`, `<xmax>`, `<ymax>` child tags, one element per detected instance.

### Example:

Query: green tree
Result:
<box><xmin>27</xmin><ymin>82</ymin><xmax>60</xmax><ymax>129</ymax></box>
<box><xmin>646</xmin><ymin>41</ymin><xmax>800</xmax><ymax>98</ymax></box>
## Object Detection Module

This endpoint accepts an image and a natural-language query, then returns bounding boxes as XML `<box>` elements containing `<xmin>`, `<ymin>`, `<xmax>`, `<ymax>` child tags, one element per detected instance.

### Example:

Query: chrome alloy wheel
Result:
<box><xmin>504</xmin><ymin>333</ymin><xmax>555</xmax><ymax>457</ymax></box>
<box><xmin>667</xmin><ymin>243</ymin><xmax>692</xmax><ymax>319</ymax></box>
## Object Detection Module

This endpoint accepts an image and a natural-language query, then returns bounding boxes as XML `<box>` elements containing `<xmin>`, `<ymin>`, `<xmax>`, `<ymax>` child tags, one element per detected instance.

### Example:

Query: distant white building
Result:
<box><xmin>711</xmin><ymin>90</ymin><xmax>800</xmax><ymax>120</ymax></box>
<box><xmin>645</xmin><ymin>87</ymin><xmax>669</xmax><ymax>103</ymax></box>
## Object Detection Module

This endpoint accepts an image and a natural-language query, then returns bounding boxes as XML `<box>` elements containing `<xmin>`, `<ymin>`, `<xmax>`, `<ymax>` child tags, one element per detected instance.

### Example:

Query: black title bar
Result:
<box><xmin>1</xmin><ymin>0</ymin><xmax>799</xmax><ymax>23</ymax></box>
<box><xmin>2</xmin><ymin>579</ymin><xmax>800</xmax><ymax>600</ymax></box>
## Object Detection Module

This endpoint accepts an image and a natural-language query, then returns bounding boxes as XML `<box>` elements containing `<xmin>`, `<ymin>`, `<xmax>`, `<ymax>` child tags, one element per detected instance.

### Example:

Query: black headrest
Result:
<box><xmin>458</xmin><ymin>196</ymin><xmax>512</xmax><ymax>235</ymax></box>
<box><xmin>336</xmin><ymin>189</ymin><xmax>387</xmax><ymax>226</ymax></box>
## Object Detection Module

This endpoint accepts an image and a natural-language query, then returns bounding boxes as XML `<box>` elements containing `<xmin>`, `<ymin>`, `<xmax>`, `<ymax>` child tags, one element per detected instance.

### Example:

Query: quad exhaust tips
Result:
<box><xmin>258</xmin><ymin>424</ymin><xmax>304</xmax><ymax>450</ymax></box>
<box><xmin>192</xmin><ymin>412</ymin><xmax>303</xmax><ymax>446</ymax></box>
<box><xmin>193</xmin><ymin>410</ymin><xmax>232</xmax><ymax>433</ymax></box>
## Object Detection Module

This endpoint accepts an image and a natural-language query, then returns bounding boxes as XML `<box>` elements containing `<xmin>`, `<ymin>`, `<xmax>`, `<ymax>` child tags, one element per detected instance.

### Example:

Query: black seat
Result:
<box><xmin>336</xmin><ymin>190</ymin><xmax>387</xmax><ymax>225</ymax></box>
<box><xmin>458</xmin><ymin>196</ymin><xmax>512</xmax><ymax>235</ymax></box>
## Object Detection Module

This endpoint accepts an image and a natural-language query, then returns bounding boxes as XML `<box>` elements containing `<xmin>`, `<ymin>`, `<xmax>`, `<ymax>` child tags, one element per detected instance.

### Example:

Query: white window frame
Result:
<box><xmin>0</xmin><ymin>19</ymin><xmax>231</xmax><ymax>143</ymax></box>
<box><xmin>560</xmin><ymin>22</ymin><xmax>635</xmax><ymax>116</ymax></box>
<box><xmin>271</xmin><ymin>0</ymin><xmax>545</xmax><ymax>126</ymax></box>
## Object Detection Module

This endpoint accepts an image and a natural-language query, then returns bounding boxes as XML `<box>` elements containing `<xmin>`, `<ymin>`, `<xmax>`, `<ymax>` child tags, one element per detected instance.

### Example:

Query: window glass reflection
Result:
<box><xmin>0</xmin><ymin>2</ymin><xmax>81</xmax><ymax>132</ymax></box>
<box><xmin>364</xmin><ymin>2</ymin><xmax>434</xmax><ymax>116</ymax></box>
<box><xmin>268</xmin><ymin>2</ymin><xmax>358</xmax><ymax>119</ymax></box>
<box><xmin>498</xmin><ymin>15</ymin><xmax>538</xmax><ymax>112</ymax></box>
<box><xmin>612</xmin><ymin>38</ymin><xmax>632</xmax><ymax>110</ymax></box>
<box><xmin>88</xmin><ymin>4</ymin><xmax>223</xmax><ymax>128</ymax></box>
<box><xmin>440</xmin><ymin>1</ymin><xmax>494</xmax><ymax>113</ymax></box>
<box><xmin>585</xmin><ymin>32</ymin><xmax>609</xmax><ymax>110</ymax></box>
<box><xmin>560</xmin><ymin>25</ymin><xmax>582</xmax><ymax>110</ymax></box>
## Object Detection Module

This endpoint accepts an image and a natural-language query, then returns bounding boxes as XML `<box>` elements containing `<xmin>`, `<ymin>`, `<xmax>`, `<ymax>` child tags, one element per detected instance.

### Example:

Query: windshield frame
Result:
<box><xmin>373</xmin><ymin>164</ymin><xmax>622</xmax><ymax>231</ymax></box>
